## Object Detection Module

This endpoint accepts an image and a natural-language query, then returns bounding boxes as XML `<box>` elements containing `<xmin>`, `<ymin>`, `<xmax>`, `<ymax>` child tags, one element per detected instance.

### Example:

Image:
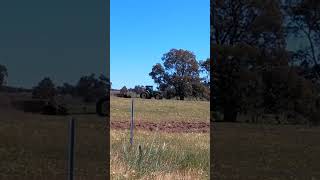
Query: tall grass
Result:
<box><xmin>111</xmin><ymin>130</ymin><xmax>209</xmax><ymax>179</ymax></box>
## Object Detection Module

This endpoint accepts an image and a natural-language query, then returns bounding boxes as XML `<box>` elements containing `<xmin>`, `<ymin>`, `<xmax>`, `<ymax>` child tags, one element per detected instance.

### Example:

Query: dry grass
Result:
<box><xmin>0</xmin><ymin>104</ymin><xmax>107</xmax><ymax>180</ymax></box>
<box><xmin>212</xmin><ymin>122</ymin><xmax>320</xmax><ymax>179</ymax></box>
<box><xmin>110</xmin><ymin>96</ymin><xmax>210</xmax><ymax>179</ymax></box>
<box><xmin>110</xmin><ymin>130</ymin><xmax>209</xmax><ymax>180</ymax></box>
<box><xmin>111</xmin><ymin>97</ymin><xmax>210</xmax><ymax>179</ymax></box>
<box><xmin>0</xmin><ymin>93</ymin><xmax>210</xmax><ymax>179</ymax></box>
<box><xmin>111</xmin><ymin>96</ymin><xmax>210</xmax><ymax>123</ymax></box>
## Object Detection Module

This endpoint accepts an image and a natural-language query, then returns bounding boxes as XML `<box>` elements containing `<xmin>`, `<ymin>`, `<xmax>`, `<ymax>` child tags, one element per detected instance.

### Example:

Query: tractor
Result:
<box><xmin>140</xmin><ymin>86</ymin><xmax>162</xmax><ymax>99</ymax></box>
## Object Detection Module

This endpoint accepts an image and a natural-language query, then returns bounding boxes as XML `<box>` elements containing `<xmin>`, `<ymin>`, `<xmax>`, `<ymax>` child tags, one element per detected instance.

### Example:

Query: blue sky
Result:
<box><xmin>0</xmin><ymin>0</ymin><xmax>107</xmax><ymax>88</ymax></box>
<box><xmin>110</xmin><ymin>0</ymin><xmax>210</xmax><ymax>89</ymax></box>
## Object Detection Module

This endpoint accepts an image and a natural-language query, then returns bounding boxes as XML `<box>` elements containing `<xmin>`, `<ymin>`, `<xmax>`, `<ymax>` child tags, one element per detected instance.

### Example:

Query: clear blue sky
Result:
<box><xmin>110</xmin><ymin>0</ymin><xmax>210</xmax><ymax>89</ymax></box>
<box><xmin>0</xmin><ymin>0</ymin><xmax>107</xmax><ymax>89</ymax></box>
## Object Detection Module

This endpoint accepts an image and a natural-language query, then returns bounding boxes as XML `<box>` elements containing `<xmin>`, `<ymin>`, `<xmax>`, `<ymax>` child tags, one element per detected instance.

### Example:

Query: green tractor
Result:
<box><xmin>140</xmin><ymin>86</ymin><xmax>162</xmax><ymax>100</ymax></box>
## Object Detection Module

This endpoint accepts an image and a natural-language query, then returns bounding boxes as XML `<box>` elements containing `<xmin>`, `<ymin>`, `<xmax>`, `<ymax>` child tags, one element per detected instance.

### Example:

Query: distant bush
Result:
<box><xmin>75</xmin><ymin>74</ymin><xmax>109</xmax><ymax>102</ymax></box>
<box><xmin>132</xmin><ymin>85</ymin><xmax>145</xmax><ymax>95</ymax></box>
<box><xmin>57</xmin><ymin>83</ymin><xmax>75</xmax><ymax>96</ymax></box>
<box><xmin>32</xmin><ymin>77</ymin><xmax>56</xmax><ymax>99</ymax></box>
<box><xmin>120</xmin><ymin>86</ymin><xmax>128</xmax><ymax>95</ymax></box>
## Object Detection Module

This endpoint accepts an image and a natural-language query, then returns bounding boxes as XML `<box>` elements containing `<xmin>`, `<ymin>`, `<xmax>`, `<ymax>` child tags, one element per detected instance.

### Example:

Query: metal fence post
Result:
<box><xmin>68</xmin><ymin>117</ymin><xmax>75</xmax><ymax>180</ymax></box>
<box><xmin>130</xmin><ymin>99</ymin><xmax>134</xmax><ymax>145</ymax></box>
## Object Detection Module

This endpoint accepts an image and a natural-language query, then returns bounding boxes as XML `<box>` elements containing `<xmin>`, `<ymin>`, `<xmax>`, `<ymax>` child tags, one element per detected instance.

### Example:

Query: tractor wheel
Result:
<box><xmin>96</xmin><ymin>97</ymin><xmax>109</xmax><ymax>117</ymax></box>
<box><xmin>154</xmin><ymin>94</ymin><xmax>161</xmax><ymax>100</ymax></box>
<box><xmin>140</xmin><ymin>92</ymin><xmax>148</xmax><ymax>99</ymax></box>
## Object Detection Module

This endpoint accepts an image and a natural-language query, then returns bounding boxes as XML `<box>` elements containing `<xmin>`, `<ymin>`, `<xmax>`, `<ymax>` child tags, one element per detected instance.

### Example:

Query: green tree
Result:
<box><xmin>133</xmin><ymin>85</ymin><xmax>144</xmax><ymax>95</ymax></box>
<box><xmin>162</xmin><ymin>86</ymin><xmax>176</xmax><ymax>99</ymax></box>
<box><xmin>32</xmin><ymin>77</ymin><xmax>56</xmax><ymax>99</ymax></box>
<box><xmin>192</xmin><ymin>80</ymin><xmax>210</xmax><ymax>100</ymax></box>
<box><xmin>76</xmin><ymin>74</ymin><xmax>108</xmax><ymax>102</ymax></box>
<box><xmin>0</xmin><ymin>64</ymin><xmax>8</xmax><ymax>86</ymax></box>
<box><xmin>57</xmin><ymin>83</ymin><xmax>75</xmax><ymax>96</ymax></box>
<box><xmin>200</xmin><ymin>58</ymin><xmax>210</xmax><ymax>87</ymax></box>
<box><xmin>120</xmin><ymin>86</ymin><xmax>128</xmax><ymax>96</ymax></box>
<box><xmin>212</xmin><ymin>0</ymin><xmax>287</xmax><ymax>122</ymax></box>
<box><xmin>150</xmin><ymin>49</ymin><xmax>201</xmax><ymax>100</ymax></box>
<box><xmin>286</xmin><ymin>0</ymin><xmax>320</xmax><ymax>65</ymax></box>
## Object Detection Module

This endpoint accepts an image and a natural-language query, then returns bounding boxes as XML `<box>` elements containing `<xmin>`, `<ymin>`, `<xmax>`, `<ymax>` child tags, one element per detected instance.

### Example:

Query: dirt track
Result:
<box><xmin>111</xmin><ymin>121</ymin><xmax>209</xmax><ymax>133</ymax></box>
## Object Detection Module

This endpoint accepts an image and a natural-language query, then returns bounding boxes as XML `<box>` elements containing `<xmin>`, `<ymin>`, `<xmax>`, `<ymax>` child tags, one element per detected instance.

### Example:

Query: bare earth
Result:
<box><xmin>111</xmin><ymin>120</ymin><xmax>209</xmax><ymax>133</ymax></box>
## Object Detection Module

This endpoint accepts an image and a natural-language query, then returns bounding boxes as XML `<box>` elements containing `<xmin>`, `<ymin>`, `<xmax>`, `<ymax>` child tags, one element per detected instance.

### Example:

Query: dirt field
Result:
<box><xmin>110</xmin><ymin>96</ymin><xmax>210</xmax><ymax>132</ymax></box>
<box><xmin>0</xmin><ymin>93</ymin><xmax>108</xmax><ymax>180</ymax></box>
<box><xmin>111</xmin><ymin>121</ymin><xmax>209</xmax><ymax>133</ymax></box>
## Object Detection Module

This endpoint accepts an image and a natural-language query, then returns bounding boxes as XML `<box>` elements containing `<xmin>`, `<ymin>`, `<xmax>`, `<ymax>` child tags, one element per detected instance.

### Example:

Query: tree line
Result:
<box><xmin>1</xmin><ymin>48</ymin><xmax>210</xmax><ymax>102</ymax></box>
<box><xmin>212</xmin><ymin>0</ymin><xmax>320</xmax><ymax>124</ymax></box>
<box><xmin>0</xmin><ymin>67</ymin><xmax>109</xmax><ymax>103</ymax></box>
<box><xmin>118</xmin><ymin>49</ymin><xmax>210</xmax><ymax>100</ymax></box>
<box><xmin>32</xmin><ymin>74</ymin><xmax>110</xmax><ymax>102</ymax></box>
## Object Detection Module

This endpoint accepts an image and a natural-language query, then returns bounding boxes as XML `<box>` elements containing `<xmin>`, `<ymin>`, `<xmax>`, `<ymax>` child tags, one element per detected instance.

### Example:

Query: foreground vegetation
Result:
<box><xmin>0</xmin><ymin>107</ymin><xmax>107</xmax><ymax>180</ymax></box>
<box><xmin>111</xmin><ymin>96</ymin><xmax>210</xmax><ymax>179</ymax></box>
<box><xmin>111</xmin><ymin>130</ymin><xmax>209</xmax><ymax>180</ymax></box>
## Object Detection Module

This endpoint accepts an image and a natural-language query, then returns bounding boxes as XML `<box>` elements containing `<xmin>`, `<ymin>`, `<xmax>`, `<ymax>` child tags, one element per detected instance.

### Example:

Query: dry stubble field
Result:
<box><xmin>111</xmin><ymin>96</ymin><xmax>320</xmax><ymax>180</ymax></box>
<box><xmin>212</xmin><ymin>122</ymin><xmax>320</xmax><ymax>180</ymax></box>
<box><xmin>0</xmin><ymin>92</ymin><xmax>107</xmax><ymax>180</ymax></box>
<box><xmin>3</xmin><ymin>93</ymin><xmax>319</xmax><ymax>179</ymax></box>
<box><xmin>110</xmin><ymin>96</ymin><xmax>210</xmax><ymax>179</ymax></box>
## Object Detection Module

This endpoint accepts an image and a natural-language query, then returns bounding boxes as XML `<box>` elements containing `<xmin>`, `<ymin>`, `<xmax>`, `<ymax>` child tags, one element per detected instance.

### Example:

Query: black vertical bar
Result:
<box><xmin>210</xmin><ymin>0</ymin><xmax>215</xmax><ymax>179</ymax></box>
<box><xmin>68</xmin><ymin>118</ymin><xmax>75</xmax><ymax>180</ymax></box>
<box><xmin>105</xmin><ymin>0</ymin><xmax>110</xmax><ymax>178</ymax></box>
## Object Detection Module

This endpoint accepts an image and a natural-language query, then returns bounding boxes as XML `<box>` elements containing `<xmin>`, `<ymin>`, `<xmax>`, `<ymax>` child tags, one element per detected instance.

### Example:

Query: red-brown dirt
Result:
<box><xmin>111</xmin><ymin>121</ymin><xmax>209</xmax><ymax>133</ymax></box>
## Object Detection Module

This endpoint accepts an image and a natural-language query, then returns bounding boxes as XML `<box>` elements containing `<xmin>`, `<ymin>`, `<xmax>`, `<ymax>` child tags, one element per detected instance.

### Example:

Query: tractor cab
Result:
<box><xmin>145</xmin><ymin>86</ymin><xmax>154</xmax><ymax>93</ymax></box>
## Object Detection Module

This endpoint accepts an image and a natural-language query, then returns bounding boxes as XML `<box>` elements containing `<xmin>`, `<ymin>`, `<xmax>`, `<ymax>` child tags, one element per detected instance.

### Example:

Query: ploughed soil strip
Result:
<box><xmin>111</xmin><ymin>121</ymin><xmax>209</xmax><ymax>133</ymax></box>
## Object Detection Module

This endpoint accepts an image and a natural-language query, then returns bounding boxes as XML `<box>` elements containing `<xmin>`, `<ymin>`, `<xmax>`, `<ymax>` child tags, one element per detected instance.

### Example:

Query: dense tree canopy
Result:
<box><xmin>212</xmin><ymin>0</ymin><xmax>286</xmax><ymax>121</ymax></box>
<box><xmin>211</xmin><ymin>0</ymin><xmax>320</xmax><ymax>124</ymax></box>
<box><xmin>75</xmin><ymin>74</ymin><xmax>109</xmax><ymax>102</ymax></box>
<box><xmin>150</xmin><ymin>49</ymin><xmax>209</xmax><ymax>100</ymax></box>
